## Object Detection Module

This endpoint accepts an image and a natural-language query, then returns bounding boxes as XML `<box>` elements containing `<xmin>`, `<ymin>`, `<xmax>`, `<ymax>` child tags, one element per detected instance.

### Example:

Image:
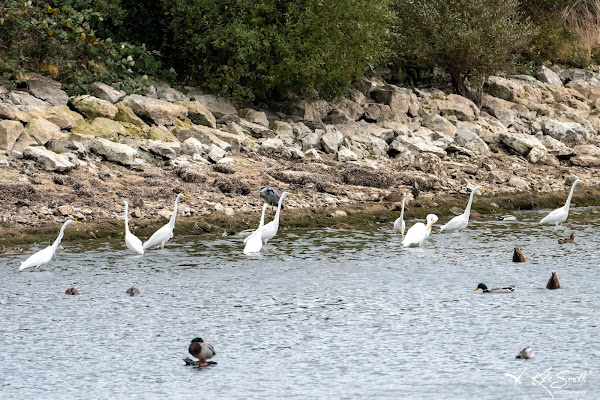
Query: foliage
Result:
<box><xmin>163</xmin><ymin>0</ymin><xmax>394</xmax><ymax>102</ymax></box>
<box><xmin>392</xmin><ymin>0</ymin><xmax>533</xmax><ymax>105</ymax></box>
<box><xmin>0</xmin><ymin>0</ymin><xmax>173</xmax><ymax>94</ymax></box>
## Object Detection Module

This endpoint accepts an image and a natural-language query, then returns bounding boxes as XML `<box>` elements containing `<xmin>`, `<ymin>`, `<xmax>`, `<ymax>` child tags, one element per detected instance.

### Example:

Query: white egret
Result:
<box><xmin>19</xmin><ymin>219</ymin><xmax>79</xmax><ymax>271</ymax></box>
<box><xmin>440</xmin><ymin>187</ymin><xmax>486</xmax><ymax>232</ymax></box>
<box><xmin>253</xmin><ymin>192</ymin><xmax>297</xmax><ymax>244</ymax></box>
<box><xmin>393</xmin><ymin>194</ymin><xmax>407</xmax><ymax>235</ymax></box>
<box><xmin>475</xmin><ymin>283</ymin><xmax>514</xmax><ymax>293</ymax></box>
<box><xmin>243</xmin><ymin>203</ymin><xmax>268</xmax><ymax>254</ymax></box>
<box><xmin>120</xmin><ymin>201</ymin><xmax>143</xmax><ymax>255</ymax></box>
<box><xmin>142</xmin><ymin>193</ymin><xmax>188</xmax><ymax>249</ymax></box>
<box><xmin>402</xmin><ymin>214</ymin><xmax>437</xmax><ymax>247</ymax></box>
<box><xmin>540</xmin><ymin>179</ymin><xmax>586</xmax><ymax>225</ymax></box>
<box><xmin>425</xmin><ymin>214</ymin><xmax>438</xmax><ymax>239</ymax></box>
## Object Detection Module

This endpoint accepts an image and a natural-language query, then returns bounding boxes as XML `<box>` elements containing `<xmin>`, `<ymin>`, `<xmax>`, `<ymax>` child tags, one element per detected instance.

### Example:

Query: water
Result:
<box><xmin>1</xmin><ymin>207</ymin><xmax>599</xmax><ymax>399</ymax></box>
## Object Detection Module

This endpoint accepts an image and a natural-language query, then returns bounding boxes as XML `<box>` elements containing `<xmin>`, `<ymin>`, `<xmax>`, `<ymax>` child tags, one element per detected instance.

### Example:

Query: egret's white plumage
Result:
<box><xmin>244</xmin><ymin>204</ymin><xmax>268</xmax><ymax>254</ymax></box>
<box><xmin>425</xmin><ymin>214</ymin><xmax>438</xmax><ymax>239</ymax></box>
<box><xmin>440</xmin><ymin>187</ymin><xmax>485</xmax><ymax>232</ymax></box>
<box><xmin>540</xmin><ymin>179</ymin><xmax>586</xmax><ymax>226</ymax></box>
<box><xmin>121</xmin><ymin>201</ymin><xmax>143</xmax><ymax>255</ymax></box>
<box><xmin>402</xmin><ymin>214</ymin><xmax>437</xmax><ymax>247</ymax></box>
<box><xmin>19</xmin><ymin>219</ymin><xmax>77</xmax><ymax>271</ymax></box>
<box><xmin>259</xmin><ymin>192</ymin><xmax>296</xmax><ymax>243</ymax></box>
<box><xmin>393</xmin><ymin>195</ymin><xmax>407</xmax><ymax>235</ymax></box>
<box><xmin>142</xmin><ymin>193</ymin><xmax>188</xmax><ymax>250</ymax></box>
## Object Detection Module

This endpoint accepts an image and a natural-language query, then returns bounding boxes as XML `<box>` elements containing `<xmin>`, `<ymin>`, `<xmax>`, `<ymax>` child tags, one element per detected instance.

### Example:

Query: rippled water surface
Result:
<box><xmin>1</xmin><ymin>207</ymin><xmax>599</xmax><ymax>399</ymax></box>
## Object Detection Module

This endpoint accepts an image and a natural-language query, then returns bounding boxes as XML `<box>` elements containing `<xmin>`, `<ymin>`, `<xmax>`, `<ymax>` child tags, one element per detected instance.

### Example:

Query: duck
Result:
<box><xmin>546</xmin><ymin>272</ymin><xmax>562</xmax><ymax>289</ymax></box>
<box><xmin>126</xmin><ymin>286</ymin><xmax>140</xmax><ymax>296</ymax></box>
<box><xmin>516</xmin><ymin>347</ymin><xmax>535</xmax><ymax>359</ymax></box>
<box><xmin>558</xmin><ymin>233</ymin><xmax>575</xmax><ymax>244</ymax></box>
<box><xmin>512</xmin><ymin>247</ymin><xmax>527</xmax><ymax>262</ymax></box>
<box><xmin>188</xmin><ymin>338</ymin><xmax>216</xmax><ymax>366</ymax></box>
<box><xmin>65</xmin><ymin>287</ymin><xmax>79</xmax><ymax>295</ymax></box>
<box><xmin>475</xmin><ymin>283</ymin><xmax>514</xmax><ymax>293</ymax></box>
<box><xmin>0</xmin><ymin>247</ymin><xmax>24</xmax><ymax>254</ymax></box>
<box><xmin>497</xmin><ymin>215</ymin><xmax>516</xmax><ymax>221</ymax></box>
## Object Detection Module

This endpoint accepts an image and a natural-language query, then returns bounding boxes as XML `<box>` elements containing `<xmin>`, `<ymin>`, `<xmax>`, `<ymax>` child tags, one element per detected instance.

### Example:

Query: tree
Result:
<box><xmin>393</xmin><ymin>0</ymin><xmax>533</xmax><ymax>105</ymax></box>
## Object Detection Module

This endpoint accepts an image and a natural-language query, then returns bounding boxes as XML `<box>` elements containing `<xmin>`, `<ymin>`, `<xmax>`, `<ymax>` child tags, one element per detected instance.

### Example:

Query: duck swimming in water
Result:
<box><xmin>188</xmin><ymin>338</ymin><xmax>216</xmax><ymax>366</ymax></box>
<box><xmin>558</xmin><ymin>233</ymin><xmax>575</xmax><ymax>244</ymax></box>
<box><xmin>516</xmin><ymin>347</ymin><xmax>535</xmax><ymax>359</ymax></box>
<box><xmin>475</xmin><ymin>283</ymin><xmax>514</xmax><ymax>293</ymax></box>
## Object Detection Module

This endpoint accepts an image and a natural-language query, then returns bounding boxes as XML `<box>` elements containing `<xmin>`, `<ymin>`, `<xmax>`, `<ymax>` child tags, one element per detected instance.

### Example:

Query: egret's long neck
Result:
<box><xmin>400</xmin><ymin>197</ymin><xmax>406</xmax><ymax>220</ymax></box>
<box><xmin>51</xmin><ymin>222</ymin><xmax>69</xmax><ymax>252</ymax></box>
<box><xmin>169</xmin><ymin>196</ymin><xmax>181</xmax><ymax>228</ymax></box>
<box><xmin>273</xmin><ymin>195</ymin><xmax>286</xmax><ymax>227</ymax></box>
<box><xmin>564</xmin><ymin>181</ymin><xmax>578</xmax><ymax>211</ymax></box>
<box><xmin>464</xmin><ymin>190</ymin><xmax>477</xmax><ymax>216</ymax></box>
<box><xmin>259</xmin><ymin>204</ymin><xmax>268</xmax><ymax>227</ymax></box>
<box><xmin>124</xmin><ymin>203</ymin><xmax>131</xmax><ymax>234</ymax></box>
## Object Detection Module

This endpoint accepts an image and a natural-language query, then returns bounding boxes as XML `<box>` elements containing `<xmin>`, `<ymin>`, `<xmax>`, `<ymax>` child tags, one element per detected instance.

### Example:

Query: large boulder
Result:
<box><xmin>172</xmin><ymin>125</ymin><xmax>235</xmax><ymax>151</ymax></box>
<box><xmin>148</xmin><ymin>126</ymin><xmax>177</xmax><ymax>142</ymax></box>
<box><xmin>24</xmin><ymin>117</ymin><xmax>66</xmax><ymax>145</ymax></box>
<box><xmin>6</xmin><ymin>91</ymin><xmax>51</xmax><ymax>109</ymax></box>
<box><xmin>325</xmin><ymin>98</ymin><xmax>364</xmax><ymax>123</ymax></box>
<box><xmin>422</xmin><ymin>115</ymin><xmax>456</xmax><ymax>137</ymax></box>
<box><xmin>454</xmin><ymin>128</ymin><xmax>490</xmax><ymax>157</ymax></box>
<box><xmin>239</xmin><ymin>108</ymin><xmax>269</xmax><ymax>128</ymax></box>
<box><xmin>70</xmin><ymin>95</ymin><xmax>118</xmax><ymax>119</ymax></box>
<box><xmin>536</xmin><ymin>66</ymin><xmax>562</xmax><ymax>86</ymax></box>
<box><xmin>115</xmin><ymin>103</ymin><xmax>147</xmax><ymax>127</ymax></box>
<box><xmin>499</xmin><ymin>131</ymin><xmax>545</xmax><ymax>156</ymax></box>
<box><xmin>482</xmin><ymin>95</ymin><xmax>518</xmax><ymax>127</ymax></box>
<box><xmin>0</xmin><ymin>102</ymin><xmax>33</xmax><ymax>122</ymax></box>
<box><xmin>0</xmin><ymin>120</ymin><xmax>24</xmax><ymax>152</ymax></box>
<box><xmin>539</xmin><ymin>135</ymin><xmax>575</xmax><ymax>157</ymax></box>
<box><xmin>182</xmin><ymin>137</ymin><xmax>205</xmax><ymax>155</ymax></box>
<box><xmin>271</xmin><ymin>121</ymin><xmax>296</xmax><ymax>146</ymax></box>
<box><xmin>24</xmin><ymin>74</ymin><xmax>68</xmax><ymax>106</ymax></box>
<box><xmin>391</xmin><ymin>135</ymin><xmax>446</xmax><ymax>158</ymax></box>
<box><xmin>156</xmin><ymin>85</ymin><xmax>187</xmax><ymax>102</ymax></box>
<box><xmin>207</xmin><ymin>143</ymin><xmax>227</xmax><ymax>162</ymax></box>
<box><xmin>432</xmin><ymin>94</ymin><xmax>479</xmax><ymax>121</ymax></box>
<box><xmin>43</xmin><ymin>106</ymin><xmax>84</xmax><ymax>129</ymax></box>
<box><xmin>234</xmin><ymin>117</ymin><xmax>274</xmax><ymax>139</ymax></box>
<box><xmin>363</xmin><ymin>103</ymin><xmax>396</xmax><ymax>123</ymax></box>
<box><xmin>370</xmin><ymin>85</ymin><xmax>419</xmax><ymax>117</ymax></box>
<box><xmin>259</xmin><ymin>137</ymin><xmax>291</xmax><ymax>159</ymax></box>
<box><xmin>175</xmin><ymin>101</ymin><xmax>216</xmax><ymax>128</ymax></box>
<box><xmin>336</xmin><ymin>146</ymin><xmax>359</xmax><ymax>162</ymax></box>
<box><xmin>541</xmin><ymin>119</ymin><xmax>594</xmax><ymax>146</ymax></box>
<box><xmin>23</xmin><ymin>146</ymin><xmax>76</xmax><ymax>171</ymax></box>
<box><xmin>190</xmin><ymin>94</ymin><xmax>237</xmax><ymax>119</ymax></box>
<box><xmin>122</xmin><ymin>94</ymin><xmax>188</xmax><ymax>125</ymax></box>
<box><xmin>320</xmin><ymin>126</ymin><xmax>344</xmax><ymax>153</ymax></box>
<box><xmin>145</xmin><ymin>140</ymin><xmax>178</xmax><ymax>159</ymax></box>
<box><xmin>89</xmin><ymin>138</ymin><xmax>137</xmax><ymax>166</ymax></box>
<box><xmin>571</xmin><ymin>145</ymin><xmax>600</xmax><ymax>167</ymax></box>
<box><xmin>90</xmin><ymin>82</ymin><xmax>126</xmax><ymax>103</ymax></box>
<box><xmin>72</xmin><ymin>117</ymin><xmax>127</xmax><ymax>140</ymax></box>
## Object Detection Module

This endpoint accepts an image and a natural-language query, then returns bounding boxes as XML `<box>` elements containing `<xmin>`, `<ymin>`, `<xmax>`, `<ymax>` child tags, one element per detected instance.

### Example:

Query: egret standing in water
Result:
<box><xmin>402</xmin><ymin>214</ymin><xmax>438</xmax><ymax>247</ymax></box>
<box><xmin>440</xmin><ymin>187</ymin><xmax>486</xmax><ymax>232</ymax></box>
<box><xmin>245</xmin><ymin>192</ymin><xmax>297</xmax><ymax>244</ymax></box>
<box><xmin>19</xmin><ymin>219</ymin><xmax>80</xmax><ymax>271</ymax></box>
<box><xmin>540</xmin><ymin>179</ymin><xmax>586</xmax><ymax>226</ymax></box>
<box><xmin>143</xmin><ymin>193</ymin><xmax>188</xmax><ymax>250</ymax></box>
<box><xmin>119</xmin><ymin>201</ymin><xmax>144</xmax><ymax>255</ymax></box>
<box><xmin>393</xmin><ymin>194</ymin><xmax>407</xmax><ymax>235</ymax></box>
<box><xmin>244</xmin><ymin>203</ymin><xmax>269</xmax><ymax>254</ymax></box>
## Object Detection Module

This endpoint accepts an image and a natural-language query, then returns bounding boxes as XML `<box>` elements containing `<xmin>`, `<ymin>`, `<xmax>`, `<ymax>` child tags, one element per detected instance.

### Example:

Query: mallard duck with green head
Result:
<box><xmin>188</xmin><ymin>338</ymin><xmax>216</xmax><ymax>366</ymax></box>
<box><xmin>475</xmin><ymin>283</ymin><xmax>514</xmax><ymax>293</ymax></box>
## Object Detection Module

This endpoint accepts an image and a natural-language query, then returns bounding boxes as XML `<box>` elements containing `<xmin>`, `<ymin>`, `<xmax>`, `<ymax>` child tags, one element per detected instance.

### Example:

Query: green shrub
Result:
<box><xmin>163</xmin><ymin>0</ymin><xmax>393</xmax><ymax>102</ymax></box>
<box><xmin>393</xmin><ymin>0</ymin><xmax>533</xmax><ymax>105</ymax></box>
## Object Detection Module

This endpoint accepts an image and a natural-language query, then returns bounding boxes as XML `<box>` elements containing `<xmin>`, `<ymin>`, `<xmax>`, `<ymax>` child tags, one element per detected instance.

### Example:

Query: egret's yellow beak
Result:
<box><xmin>426</xmin><ymin>221</ymin><xmax>434</xmax><ymax>230</ymax></box>
<box><xmin>581</xmin><ymin>181</ymin><xmax>588</xmax><ymax>185</ymax></box>
<box><xmin>183</xmin><ymin>195</ymin><xmax>190</xmax><ymax>199</ymax></box>
<box><xmin>480</xmin><ymin>188</ymin><xmax>488</xmax><ymax>192</ymax></box>
<box><xmin>74</xmin><ymin>221</ymin><xmax>82</xmax><ymax>224</ymax></box>
<box><xmin>289</xmin><ymin>193</ymin><xmax>298</xmax><ymax>196</ymax></box>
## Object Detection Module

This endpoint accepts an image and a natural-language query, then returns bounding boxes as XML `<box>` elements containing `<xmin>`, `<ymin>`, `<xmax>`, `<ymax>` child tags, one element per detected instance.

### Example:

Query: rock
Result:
<box><xmin>182</xmin><ymin>137</ymin><xmax>205</xmax><ymax>155</ymax></box>
<box><xmin>6</xmin><ymin>90</ymin><xmax>51</xmax><ymax>109</ymax></box>
<box><xmin>56</xmin><ymin>204</ymin><xmax>75</xmax><ymax>216</ymax></box>
<box><xmin>191</xmin><ymin>94</ymin><xmax>237</xmax><ymax>119</ymax></box>
<box><xmin>156</xmin><ymin>85</ymin><xmax>187</xmax><ymax>102</ymax></box>
<box><xmin>122</xmin><ymin>94</ymin><xmax>188</xmax><ymax>125</ymax></box>
<box><xmin>571</xmin><ymin>145</ymin><xmax>600</xmax><ymax>167</ymax></box>
<box><xmin>23</xmin><ymin>146</ymin><xmax>76</xmax><ymax>171</ymax></box>
<box><xmin>24</xmin><ymin>117</ymin><xmax>66</xmax><ymax>145</ymax></box>
<box><xmin>43</xmin><ymin>106</ymin><xmax>84</xmax><ymax>129</ymax></box>
<box><xmin>0</xmin><ymin>102</ymin><xmax>34</xmax><ymax>122</ymax></box>
<box><xmin>392</xmin><ymin>136</ymin><xmax>446</xmax><ymax>158</ymax></box>
<box><xmin>539</xmin><ymin>134</ymin><xmax>575</xmax><ymax>157</ymax></box>
<box><xmin>72</xmin><ymin>117</ymin><xmax>127</xmax><ymax>140</ymax></box>
<box><xmin>413</xmin><ymin>153</ymin><xmax>445</xmax><ymax>176</ymax></box>
<box><xmin>23</xmin><ymin>74</ymin><xmax>69</xmax><ymax>106</ymax></box>
<box><xmin>235</xmin><ymin>118</ymin><xmax>274</xmax><ymax>139</ymax></box>
<box><xmin>499</xmin><ymin>131</ymin><xmax>545</xmax><ymax>156</ymax></box>
<box><xmin>336</xmin><ymin>146</ymin><xmax>358</xmax><ymax>162</ymax></box>
<box><xmin>325</xmin><ymin>98</ymin><xmax>364</xmax><ymax>123</ymax></box>
<box><xmin>0</xmin><ymin>120</ymin><xmax>24</xmax><ymax>152</ymax></box>
<box><xmin>454</xmin><ymin>128</ymin><xmax>490</xmax><ymax>157</ymax></box>
<box><xmin>115</xmin><ymin>103</ymin><xmax>147</xmax><ymax>127</ymax></box>
<box><xmin>173</xmin><ymin>125</ymin><xmax>238</xmax><ymax>151</ymax></box>
<box><xmin>175</xmin><ymin>101</ymin><xmax>216</xmax><ymax>128</ymax></box>
<box><xmin>271</xmin><ymin>120</ymin><xmax>295</xmax><ymax>146</ymax></box>
<box><xmin>432</xmin><ymin>94</ymin><xmax>479</xmax><ymax>121</ymax></box>
<box><xmin>486</xmin><ymin>76</ymin><xmax>527</xmax><ymax>102</ymax></box>
<box><xmin>148</xmin><ymin>126</ymin><xmax>177</xmax><ymax>142</ymax></box>
<box><xmin>546</xmin><ymin>272</ymin><xmax>562</xmax><ymax>289</ymax></box>
<box><xmin>363</xmin><ymin>103</ymin><xmax>395</xmax><ymax>122</ymax></box>
<box><xmin>482</xmin><ymin>95</ymin><xmax>518</xmax><ymax>126</ymax></box>
<box><xmin>320</xmin><ymin>126</ymin><xmax>344</xmax><ymax>153</ymax></box>
<box><xmin>299</xmin><ymin>130</ymin><xmax>321</xmax><ymax>151</ymax></box>
<box><xmin>90</xmin><ymin>82</ymin><xmax>126</xmax><ymax>103</ymax></box>
<box><xmin>239</xmin><ymin>108</ymin><xmax>269</xmax><ymax>127</ymax></box>
<box><xmin>541</xmin><ymin>119</ymin><xmax>593</xmax><ymax>146</ymax></box>
<box><xmin>207</xmin><ymin>144</ymin><xmax>227</xmax><ymax>162</ymax></box>
<box><xmin>513</xmin><ymin>246</ymin><xmax>527</xmax><ymax>262</ymax></box>
<box><xmin>217</xmin><ymin>157</ymin><xmax>235</xmax><ymax>165</ymax></box>
<box><xmin>295</xmin><ymin>99</ymin><xmax>329</xmax><ymax>125</ymax></box>
<box><xmin>331</xmin><ymin>210</ymin><xmax>347</xmax><ymax>218</ymax></box>
<box><xmin>370</xmin><ymin>85</ymin><xmax>419</xmax><ymax>117</ymax></box>
<box><xmin>259</xmin><ymin>138</ymin><xmax>291</xmax><ymax>159</ymax></box>
<box><xmin>70</xmin><ymin>95</ymin><xmax>118</xmax><ymax>119</ymax></box>
<box><xmin>65</xmin><ymin>287</ymin><xmax>79</xmax><ymax>295</ymax></box>
<box><xmin>146</xmin><ymin>140</ymin><xmax>178</xmax><ymax>159</ymax></box>
<box><xmin>46</xmin><ymin>139</ymin><xmax>86</xmax><ymax>155</ymax></box>
<box><xmin>89</xmin><ymin>138</ymin><xmax>137</xmax><ymax>166</ymax></box>
<box><xmin>289</xmin><ymin>147</ymin><xmax>305</xmax><ymax>159</ymax></box>
<box><xmin>508</xmin><ymin>176</ymin><xmax>530</xmax><ymax>191</ymax></box>
<box><xmin>304</xmin><ymin>148</ymin><xmax>321</xmax><ymax>160</ymax></box>
<box><xmin>536</xmin><ymin>66</ymin><xmax>562</xmax><ymax>86</ymax></box>
<box><xmin>422</xmin><ymin>115</ymin><xmax>456</xmax><ymax>137</ymax></box>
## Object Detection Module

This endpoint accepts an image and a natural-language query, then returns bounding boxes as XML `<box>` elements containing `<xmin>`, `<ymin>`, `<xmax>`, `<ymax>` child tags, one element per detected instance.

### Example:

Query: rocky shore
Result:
<box><xmin>2</xmin><ymin>66</ymin><xmax>600</xmax><ymax>245</ymax></box>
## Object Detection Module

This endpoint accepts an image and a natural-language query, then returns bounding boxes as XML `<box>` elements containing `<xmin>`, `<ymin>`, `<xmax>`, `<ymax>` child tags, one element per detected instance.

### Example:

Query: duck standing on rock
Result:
<box><xmin>513</xmin><ymin>247</ymin><xmax>527</xmax><ymax>262</ymax></box>
<box><xmin>188</xmin><ymin>338</ymin><xmax>216</xmax><ymax>366</ymax></box>
<box><xmin>558</xmin><ymin>233</ymin><xmax>575</xmax><ymax>244</ymax></box>
<box><xmin>475</xmin><ymin>283</ymin><xmax>514</xmax><ymax>293</ymax></box>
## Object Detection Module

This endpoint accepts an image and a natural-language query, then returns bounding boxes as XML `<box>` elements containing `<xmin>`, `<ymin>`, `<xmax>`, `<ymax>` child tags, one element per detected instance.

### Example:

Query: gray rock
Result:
<box><xmin>239</xmin><ymin>108</ymin><xmax>269</xmax><ymax>128</ymax></box>
<box><xmin>89</xmin><ymin>138</ymin><xmax>137</xmax><ymax>166</ymax></box>
<box><xmin>454</xmin><ymin>128</ymin><xmax>490</xmax><ymax>157</ymax></box>
<box><xmin>536</xmin><ymin>66</ymin><xmax>562</xmax><ymax>86</ymax></box>
<box><xmin>0</xmin><ymin>120</ymin><xmax>24</xmax><ymax>152</ymax></box>
<box><xmin>235</xmin><ymin>118</ymin><xmax>274</xmax><ymax>139</ymax></box>
<box><xmin>300</xmin><ymin>130</ymin><xmax>321</xmax><ymax>151</ymax></box>
<box><xmin>207</xmin><ymin>143</ymin><xmax>227</xmax><ymax>162</ymax></box>
<box><xmin>325</xmin><ymin>98</ymin><xmax>364</xmax><ymax>123</ymax></box>
<box><xmin>422</xmin><ymin>115</ymin><xmax>456</xmax><ymax>137</ymax></box>
<box><xmin>370</xmin><ymin>85</ymin><xmax>419</xmax><ymax>117</ymax></box>
<box><xmin>539</xmin><ymin>135</ymin><xmax>575</xmax><ymax>157</ymax></box>
<box><xmin>336</xmin><ymin>146</ymin><xmax>358</xmax><ymax>162</ymax></box>
<box><xmin>571</xmin><ymin>145</ymin><xmax>600</xmax><ymax>167</ymax></box>
<box><xmin>433</xmin><ymin>94</ymin><xmax>479</xmax><ymax>121</ymax></box>
<box><xmin>486</xmin><ymin>76</ymin><xmax>528</xmax><ymax>102</ymax></box>
<box><xmin>413</xmin><ymin>153</ymin><xmax>446</xmax><ymax>177</ymax></box>
<box><xmin>146</xmin><ymin>140</ymin><xmax>178</xmax><ymax>159</ymax></box>
<box><xmin>90</xmin><ymin>82</ymin><xmax>126</xmax><ymax>103</ymax></box>
<box><xmin>482</xmin><ymin>95</ymin><xmax>518</xmax><ymax>126</ymax></box>
<box><xmin>541</xmin><ymin>119</ymin><xmax>593</xmax><ymax>146</ymax></box>
<box><xmin>289</xmin><ymin>147</ymin><xmax>305</xmax><ymax>160</ymax></box>
<box><xmin>7</xmin><ymin>91</ymin><xmax>51</xmax><ymax>109</ymax></box>
<box><xmin>45</xmin><ymin>139</ymin><xmax>86</xmax><ymax>155</ymax></box>
<box><xmin>499</xmin><ymin>131</ymin><xmax>545</xmax><ymax>156</ymax></box>
<box><xmin>259</xmin><ymin>138</ymin><xmax>291</xmax><ymax>159</ymax></box>
<box><xmin>0</xmin><ymin>102</ymin><xmax>33</xmax><ymax>122</ymax></box>
<box><xmin>173</xmin><ymin>125</ymin><xmax>239</xmax><ymax>152</ymax></box>
<box><xmin>363</xmin><ymin>103</ymin><xmax>395</xmax><ymax>123</ymax></box>
<box><xmin>156</xmin><ymin>85</ymin><xmax>187</xmax><ymax>102</ymax></box>
<box><xmin>508</xmin><ymin>176</ymin><xmax>530</xmax><ymax>191</ymax></box>
<box><xmin>115</xmin><ymin>103</ymin><xmax>147</xmax><ymax>127</ymax></box>
<box><xmin>71</xmin><ymin>117</ymin><xmax>127</xmax><ymax>140</ymax></box>
<box><xmin>24</xmin><ymin>74</ymin><xmax>69</xmax><ymax>106</ymax></box>
<box><xmin>320</xmin><ymin>126</ymin><xmax>344</xmax><ymax>153</ymax></box>
<box><xmin>175</xmin><ymin>101</ymin><xmax>216</xmax><ymax>128</ymax></box>
<box><xmin>191</xmin><ymin>94</ymin><xmax>237</xmax><ymax>119</ymax></box>
<box><xmin>25</xmin><ymin>117</ymin><xmax>66</xmax><ymax>145</ymax></box>
<box><xmin>122</xmin><ymin>94</ymin><xmax>188</xmax><ymax>125</ymax></box>
<box><xmin>70</xmin><ymin>95</ymin><xmax>118</xmax><ymax>119</ymax></box>
<box><xmin>42</xmin><ymin>106</ymin><xmax>84</xmax><ymax>130</ymax></box>
<box><xmin>304</xmin><ymin>148</ymin><xmax>321</xmax><ymax>160</ymax></box>
<box><xmin>23</xmin><ymin>146</ymin><xmax>76</xmax><ymax>171</ymax></box>
<box><xmin>181</xmin><ymin>137</ymin><xmax>205</xmax><ymax>155</ymax></box>
<box><xmin>271</xmin><ymin>120</ymin><xmax>295</xmax><ymax>146</ymax></box>
<box><xmin>392</xmin><ymin>136</ymin><xmax>446</xmax><ymax>158</ymax></box>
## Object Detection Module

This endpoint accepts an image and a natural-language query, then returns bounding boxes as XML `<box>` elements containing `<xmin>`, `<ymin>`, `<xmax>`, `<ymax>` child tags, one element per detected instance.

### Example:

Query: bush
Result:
<box><xmin>393</xmin><ymin>0</ymin><xmax>533</xmax><ymax>105</ymax></box>
<box><xmin>163</xmin><ymin>0</ymin><xmax>393</xmax><ymax>102</ymax></box>
<box><xmin>0</xmin><ymin>0</ymin><xmax>173</xmax><ymax>94</ymax></box>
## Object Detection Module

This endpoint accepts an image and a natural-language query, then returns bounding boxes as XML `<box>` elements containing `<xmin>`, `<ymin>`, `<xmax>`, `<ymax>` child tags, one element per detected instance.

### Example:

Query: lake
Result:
<box><xmin>1</xmin><ymin>207</ymin><xmax>599</xmax><ymax>399</ymax></box>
